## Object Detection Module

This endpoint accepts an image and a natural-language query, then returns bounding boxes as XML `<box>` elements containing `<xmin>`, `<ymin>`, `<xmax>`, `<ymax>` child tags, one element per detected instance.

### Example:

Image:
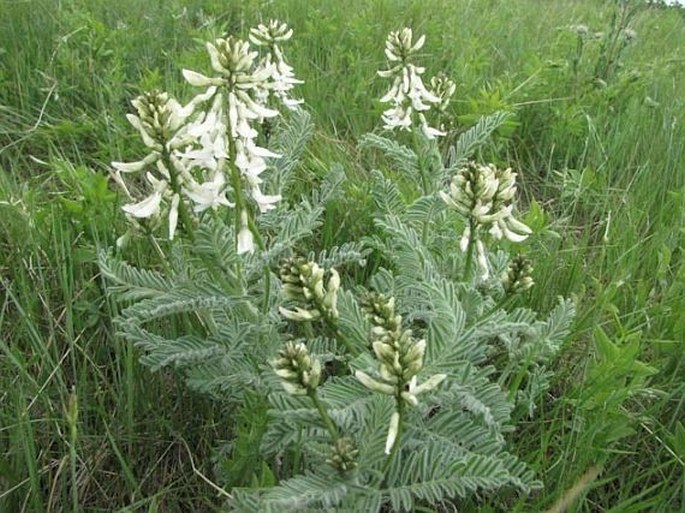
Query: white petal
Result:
<box><xmin>355</xmin><ymin>371</ymin><xmax>395</xmax><ymax>395</ymax></box>
<box><xmin>237</xmin><ymin>210</ymin><xmax>254</xmax><ymax>254</ymax></box>
<box><xmin>182</xmin><ymin>69</ymin><xmax>223</xmax><ymax>87</ymax></box>
<box><xmin>122</xmin><ymin>191</ymin><xmax>162</xmax><ymax>218</ymax></box>
<box><xmin>111</xmin><ymin>152</ymin><xmax>158</xmax><ymax>173</ymax></box>
<box><xmin>385</xmin><ymin>48</ymin><xmax>400</xmax><ymax>61</ymax></box>
<box><xmin>412</xmin><ymin>374</ymin><xmax>447</xmax><ymax>395</ymax></box>
<box><xmin>502</xmin><ymin>224</ymin><xmax>529</xmax><ymax>243</ymax></box>
<box><xmin>206</xmin><ymin>42</ymin><xmax>226</xmax><ymax>74</ymax></box>
<box><xmin>126</xmin><ymin>114</ymin><xmax>160</xmax><ymax>149</ymax></box>
<box><xmin>460</xmin><ymin>227</ymin><xmax>471</xmax><ymax>252</ymax></box>
<box><xmin>507</xmin><ymin>216</ymin><xmax>533</xmax><ymax>235</ymax></box>
<box><xmin>385</xmin><ymin>411</ymin><xmax>400</xmax><ymax>455</ymax></box>
<box><xmin>412</xmin><ymin>34</ymin><xmax>426</xmax><ymax>52</ymax></box>
<box><xmin>252</xmin><ymin>187</ymin><xmax>281</xmax><ymax>212</ymax></box>
<box><xmin>168</xmin><ymin>193</ymin><xmax>180</xmax><ymax>240</ymax></box>
<box><xmin>476</xmin><ymin>240</ymin><xmax>489</xmax><ymax>280</ymax></box>
<box><xmin>421</xmin><ymin>122</ymin><xmax>446</xmax><ymax>139</ymax></box>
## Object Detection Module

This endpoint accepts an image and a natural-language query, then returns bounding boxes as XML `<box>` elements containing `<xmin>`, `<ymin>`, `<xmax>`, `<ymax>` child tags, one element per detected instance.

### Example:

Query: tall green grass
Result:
<box><xmin>1</xmin><ymin>0</ymin><xmax>683</xmax><ymax>510</ymax></box>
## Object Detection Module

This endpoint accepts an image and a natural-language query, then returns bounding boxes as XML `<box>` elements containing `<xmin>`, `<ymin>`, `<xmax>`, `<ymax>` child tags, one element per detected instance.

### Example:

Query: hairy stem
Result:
<box><xmin>307</xmin><ymin>389</ymin><xmax>338</xmax><ymax>442</ymax></box>
<box><xmin>326</xmin><ymin>321</ymin><xmax>359</xmax><ymax>358</ymax></box>
<box><xmin>463</xmin><ymin>220</ymin><xmax>476</xmax><ymax>281</ymax></box>
<box><xmin>247</xmin><ymin>215</ymin><xmax>272</xmax><ymax>313</ymax></box>
<box><xmin>225</xmin><ymin>110</ymin><xmax>246</xmax><ymax>288</ymax></box>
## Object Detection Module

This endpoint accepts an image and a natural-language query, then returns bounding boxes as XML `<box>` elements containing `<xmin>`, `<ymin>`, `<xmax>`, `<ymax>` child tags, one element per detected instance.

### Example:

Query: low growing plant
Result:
<box><xmin>100</xmin><ymin>21</ymin><xmax>575</xmax><ymax>511</ymax></box>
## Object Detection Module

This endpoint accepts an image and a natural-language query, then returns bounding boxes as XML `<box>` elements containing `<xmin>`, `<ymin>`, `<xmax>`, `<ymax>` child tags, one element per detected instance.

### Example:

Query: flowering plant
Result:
<box><xmin>100</xmin><ymin>22</ymin><xmax>574</xmax><ymax>513</ymax></box>
<box><xmin>112</xmin><ymin>21</ymin><xmax>302</xmax><ymax>253</ymax></box>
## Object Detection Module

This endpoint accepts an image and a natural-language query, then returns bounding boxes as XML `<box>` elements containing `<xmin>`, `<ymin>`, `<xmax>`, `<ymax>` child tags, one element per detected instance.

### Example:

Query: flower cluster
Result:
<box><xmin>440</xmin><ymin>162</ymin><xmax>532</xmax><ymax>279</ymax></box>
<box><xmin>429</xmin><ymin>73</ymin><xmax>457</xmax><ymax>114</ymax></box>
<box><xmin>272</xmin><ymin>340</ymin><xmax>322</xmax><ymax>395</ymax></box>
<box><xmin>112</xmin><ymin>90</ymin><xmax>209</xmax><ymax>241</ymax></box>
<box><xmin>326</xmin><ymin>437</ymin><xmax>359</xmax><ymax>474</ymax></box>
<box><xmin>502</xmin><ymin>255</ymin><xmax>534</xmax><ymax>294</ymax></box>
<box><xmin>112</xmin><ymin>21</ymin><xmax>301</xmax><ymax>252</ymax></box>
<box><xmin>182</xmin><ymin>36</ymin><xmax>284</xmax><ymax>217</ymax></box>
<box><xmin>356</xmin><ymin>292</ymin><xmax>446</xmax><ymax>454</ymax></box>
<box><xmin>377</xmin><ymin>28</ymin><xmax>448</xmax><ymax>139</ymax></box>
<box><xmin>249</xmin><ymin>20</ymin><xmax>304</xmax><ymax>110</ymax></box>
<box><xmin>278</xmin><ymin>257</ymin><xmax>341</xmax><ymax>322</ymax></box>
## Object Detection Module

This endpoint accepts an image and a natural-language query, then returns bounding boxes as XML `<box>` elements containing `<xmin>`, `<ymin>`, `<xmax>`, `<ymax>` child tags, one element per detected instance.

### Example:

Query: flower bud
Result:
<box><xmin>272</xmin><ymin>341</ymin><xmax>322</xmax><ymax>395</ymax></box>
<box><xmin>429</xmin><ymin>73</ymin><xmax>456</xmax><ymax>112</ymax></box>
<box><xmin>442</xmin><ymin>162</ymin><xmax>532</xmax><ymax>277</ymax></box>
<box><xmin>326</xmin><ymin>437</ymin><xmax>359</xmax><ymax>474</ymax></box>
<box><xmin>385</xmin><ymin>411</ymin><xmax>400</xmax><ymax>454</ymax></box>
<box><xmin>355</xmin><ymin>371</ymin><xmax>396</xmax><ymax>395</ymax></box>
<box><xmin>502</xmin><ymin>255</ymin><xmax>534</xmax><ymax>294</ymax></box>
<box><xmin>249</xmin><ymin>20</ymin><xmax>294</xmax><ymax>46</ymax></box>
<box><xmin>279</xmin><ymin>257</ymin><xmax>341</xmax><ymax>322</ymax></box>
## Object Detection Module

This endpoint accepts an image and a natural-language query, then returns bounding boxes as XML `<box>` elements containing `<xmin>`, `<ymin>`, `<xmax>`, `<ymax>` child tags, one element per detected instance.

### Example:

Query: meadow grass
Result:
<box><xmin>1</xmin><ymin>0</ymin><xmax>683</xmax><ymax>511</ymax></box>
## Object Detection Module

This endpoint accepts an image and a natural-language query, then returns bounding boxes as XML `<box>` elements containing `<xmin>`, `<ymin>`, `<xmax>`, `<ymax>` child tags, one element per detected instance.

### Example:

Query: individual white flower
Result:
<box><xmin>385</xmin><ymin>411</ymin><xmax>400</xmax><ymax>455</ymax></box>
<box><xmin>354</xmin><ymin>370</ymin><xmax>396</xmax><ymax>396</ymax></box>
<box><xmin>400</xmin><ymin>374</ymin><xmax>447</xmax><ymax>406</ymax></box>
<box><xmin>168</xmin><ymin>193</ymin><xmax>180</xmax><ymax>240</ymax></box>
<box><xmin>237</xmin><ymin>210</ymin><xmax>254</xmax><ymax>255</ymax></box>
<box><xmin>111</xmin><ymin>152</ymin><xmax>159</xmax><ymax>174</ymax></box>
<box><xmin>476</xmin><ymin>240</ymin><xmax>489</xmax><ymax>280</ymax></box>
<box><xmin>121</xmin><ymin>172</ymin><xmax>167</xmax><ymax>218</ymax></box>
<box><xmin>251</xmin><ymin>187</ymin><xmax>282</xmax><ymax>213</ymax></box>
<box><xmin>184</xmin><ymin>173</ymin><xmax>233</xmax><ymax>212</ymax></box>
<box><xmin>121</xmin><ymin>189</ymin><xmax>164</xmax><ymax>219</ymax></box>
<box><xmin>419</xmin><ymin>113</ymin><xmax>446</xmax><ymax>139</ymax></box>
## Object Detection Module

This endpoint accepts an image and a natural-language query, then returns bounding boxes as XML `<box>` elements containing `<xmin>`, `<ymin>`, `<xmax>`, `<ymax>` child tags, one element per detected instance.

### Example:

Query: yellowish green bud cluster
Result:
<box><xmin>429</xmin><ymin>73</ymin><xmax>457</xmax><ymax>113</ymax></box>
<box><xmin>249</xmin><ymin>20</ymin><xmax>294</xmax><ymax>45</ymax></box>
<box><xmin>272</xmin><ymin>340</ymin><xmax>322</xmax><ymax>395</ymax></box>
<box><xmin>131</xmin><ymin>90</ymin><xmax>184</xmax><ymax>146</ymax></box>
<box><xmin>372</xmin><ymin>327</ymin><xmax>426</xmax><ymax>385</ymax></box>
<box><xmin>502</xmin><ymin>255</ymin><xmax>534</xmax><ymax>294</ymax></box>
<box><xmin>278</xmin><ymin>257</ymin><xmax>341</xmax><ymax>322</ymax></box>
<box><xmin>326</xmin><ymin>437</ymin><xmax>359</xmax><ymax>474</ymax></box>
<box><xmin>440</xmin><ymin>162</ymin><xmax>532</xmax><ymax>279</ymax></box>
<box><xmin>383</xmin><ymin>27</ymin><xmax>425</xmax><ymax>63</ymax></box>
<box><xmin>360</xmin><ymin>292</ymin><xmax>402</xmax><ymax>340</ymax></box>
<box><xmin>359</xmin><ymin>292</ymin><xmax>428</xmax><ymax>386</ymax></box>
<box><xmin>207</xmin><ymin>37</ymin><xmax>261</xmax><ymax>83</ymax></box>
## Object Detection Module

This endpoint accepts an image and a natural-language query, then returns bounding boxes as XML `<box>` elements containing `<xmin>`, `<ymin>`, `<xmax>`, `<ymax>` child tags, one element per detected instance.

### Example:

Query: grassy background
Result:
<box><xmin>1</xmin><ymin>0</ymin><xmax>683</xmax><ymax>511</ymax></box>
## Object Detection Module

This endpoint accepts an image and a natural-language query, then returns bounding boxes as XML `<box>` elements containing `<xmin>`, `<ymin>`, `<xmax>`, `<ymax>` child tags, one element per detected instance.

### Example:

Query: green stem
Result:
<box><xmin>307</xmin><ymin>389</ymin><xmax>338</xmax><ymax>442</ymax></box>
<box><xmin>67</xmin><ymin>390</ymin><xmax>79</xmax><ymax>513</ymax></box>
<box><xmin>247</xmin><ymin>215</ymin><xmax>271</xmax><ymax>313</ymax></box>
<box><xmin>329</xmin><ymin>324</ymin><xmax>359</xmax><ymax>358</ymax></box>
<box><xmin>463</xmin><ymin>220</ymin><xmax>476</xmax><ymax>281</ymax></box>
<box><xmin>225</xmin><ymin>119</ymin><xmax>246</xmax><ymax>287</ymax></box>
<box><xmin>414</xmin><ymin>132</ymin><xmax>431</xmax><ymax>196</ymax></box>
